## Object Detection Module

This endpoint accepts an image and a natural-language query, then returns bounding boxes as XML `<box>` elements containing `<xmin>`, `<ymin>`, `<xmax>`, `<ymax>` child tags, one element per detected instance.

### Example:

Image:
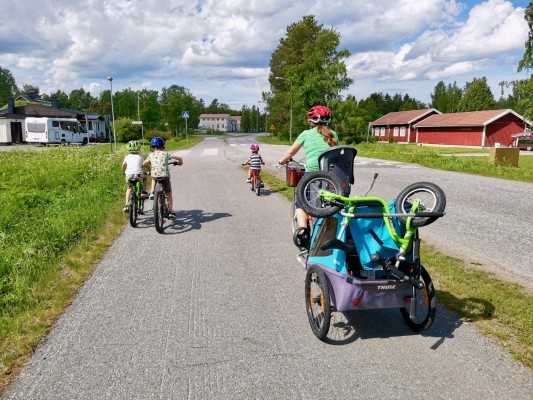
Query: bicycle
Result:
<box><xmin>296</xmin><ymin>170</ymin><xmax>446</xmax><ymax>340</ymax></box>
<box><xmin>281</xmin><ymin>145</ymin><xmax>357</xmax><ymax>253</ymax></box>
<box><xmin>127</xmin><ymin>175</ymin><xmax>145</xmax><ymax>227</ymax></box>
<box><xmin>249</xmin><ymin>169</ymin><xmax>263</xmax><ymax>196</ymax></box>
<box><xmin>280</xmin><ymin>159</ymin><xmax>311</xmax><ymax>247</ymax></box>
<box><xmin>153</xmin><ymin>161</ymin><xmax>179</xmax><ymax>233</ymax></box>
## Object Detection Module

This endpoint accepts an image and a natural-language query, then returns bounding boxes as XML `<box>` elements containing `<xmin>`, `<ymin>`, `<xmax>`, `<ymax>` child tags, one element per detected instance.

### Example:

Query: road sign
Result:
<box><xmin>270</xmin><ymin>124</ymin><xmax>275</xmax><ymax>130</ymax></box>
<box><xmin>182</xmin><ymin>111</ymin><xmax>189</xmax><ymax>118</ymax></box>
<box><xmin>132</xmin><ymin>121</ymin><xmax>142</xmax><ymax>125</ymax></box>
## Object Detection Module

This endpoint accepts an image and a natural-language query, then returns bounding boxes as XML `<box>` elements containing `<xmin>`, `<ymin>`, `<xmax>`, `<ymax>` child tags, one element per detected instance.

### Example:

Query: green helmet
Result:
<box><xmin>127</xmin><ymin>140</ymin><xmax>141</xmax><ymax>152</ymax></box>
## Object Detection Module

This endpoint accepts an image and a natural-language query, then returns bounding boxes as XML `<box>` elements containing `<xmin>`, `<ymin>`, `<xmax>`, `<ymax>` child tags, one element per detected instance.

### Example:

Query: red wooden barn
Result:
<box><xmin>370</xmin><ymin>109</ymin><xmax>441</xmax><ymax>143</ymax></box>
<box><xmin>413</xmin><ymin>109</ymin><xmax>528</xmax><ymax>147</ymax></box>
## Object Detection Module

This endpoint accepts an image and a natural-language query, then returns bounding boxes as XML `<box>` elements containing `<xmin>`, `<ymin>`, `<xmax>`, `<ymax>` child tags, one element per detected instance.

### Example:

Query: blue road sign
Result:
<box><xmin>182</xmin><ymin>111</ymin><xmax>189</xmax><ymax>118</ymax></box>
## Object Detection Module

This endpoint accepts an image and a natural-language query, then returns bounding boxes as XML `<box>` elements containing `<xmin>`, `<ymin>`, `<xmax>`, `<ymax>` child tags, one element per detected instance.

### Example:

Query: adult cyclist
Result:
<box><xmin>143</xmin><ymin>137</ymin><xmax>183</xmax><ymax>219</ymax></box>
<box><xmin>278</xmin><ymin>105</ymin><xmax>338</xmax><ymax>247</ymax></box>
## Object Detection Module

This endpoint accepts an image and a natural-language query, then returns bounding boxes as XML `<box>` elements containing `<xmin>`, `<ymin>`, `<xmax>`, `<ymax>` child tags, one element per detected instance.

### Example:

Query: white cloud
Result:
<box><xmin>0</xmin><ymin>0</ymin><xmax>529</xmax><ymax>108</ymax></box>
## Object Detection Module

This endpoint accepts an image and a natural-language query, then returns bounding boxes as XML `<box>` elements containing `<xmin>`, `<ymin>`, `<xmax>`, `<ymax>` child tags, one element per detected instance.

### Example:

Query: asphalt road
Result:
<box><xmin>4</xmin><ymin>136</ymin><xmax>532</xmax><ymax>399</ymax></box>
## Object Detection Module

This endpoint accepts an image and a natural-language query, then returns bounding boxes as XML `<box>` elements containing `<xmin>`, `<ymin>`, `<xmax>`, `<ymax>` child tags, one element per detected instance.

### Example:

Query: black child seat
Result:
<box><xmin>318</xmin><ymin>145</ymin><xmax>357</xmax><ymax>196</ymax></box>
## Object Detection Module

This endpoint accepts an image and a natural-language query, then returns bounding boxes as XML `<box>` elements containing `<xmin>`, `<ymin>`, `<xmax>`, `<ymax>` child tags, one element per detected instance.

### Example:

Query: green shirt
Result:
<box><xmin>296</xmin><ymin>127</ymin><xmax>338</xmax><ymax>171</ymax></box>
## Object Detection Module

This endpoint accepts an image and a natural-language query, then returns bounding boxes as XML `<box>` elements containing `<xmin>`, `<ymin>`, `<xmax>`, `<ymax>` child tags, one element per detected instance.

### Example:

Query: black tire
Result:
<box><xmin>129</xmin><ymin>193</ymin><xmax>138</xmax><ymax>227</ymax></box>
<box><xmin>154</xmin><ymin>190</ymin><xmax>165</xmax><ymax>233</ymax></box>
<box><xmin>395</xmin><ymin>182</ymin><xmax>446</xmax><ymax>227</ymax></box>
<box><xmin>139</xmin><ymin>197</ymin><xmax>145</xmax><ymax>215</ymax></box>
<box><xmin>400</xmin><ymin>265</ymin><xmax>436</xmax><ymax>331</ymax></box>
<box><xmin>305</xmin><ymin>265</ymin><xmax>331</xmax><ymax>340</ymax></box>
<box><xmin>255</xmin><ymin>177</ymin><xmax>261</xmax><ymax>196</ymax></box>
<box><xmin>82</xmin><ymin>137</ymin><xmax>88</xmax><ymax>145</ymax></box>
<box><xmin>297</xmin><ymin>171</ymin><xmax>344</xmax><ymax>218</ymax></box>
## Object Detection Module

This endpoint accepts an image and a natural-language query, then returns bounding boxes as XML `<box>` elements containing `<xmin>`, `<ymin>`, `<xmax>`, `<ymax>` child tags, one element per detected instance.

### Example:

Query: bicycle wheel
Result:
<box><xmin>305</xmin><ymin>265</ymin><xmax>331</xmax><ymax>340</ymax></box>
<box><xmin>297</xmin><ymin>171</ymin><xmax>344</xmax><ymax>218</ymax></box>
<box><xmin>395</xmin><ymin>182</ymin><xmax>446</xmax><ymax>227</ymax></box>
<box><xmin>255</xmin><ymin>176</ymin><xmax>261</xmax><ymax>196</ymax></box>
<box><xmin>139</xmin><ymin>197</ymin><xmax>145</xmax><ymax>215</ymax></box>
<box><xmin>129</xmin><ymin>193</ymin><xmax>138</xmax><ymax>227</ymax></box>
<box><xmin>400</xmin><ymin>265</ymin><xmax>436</xmax><ymax>331</ymax></box>
<box><xmin>154</xmin><ymin>190</ymin><xmax>165</xmax><ymax>233</ymax></box>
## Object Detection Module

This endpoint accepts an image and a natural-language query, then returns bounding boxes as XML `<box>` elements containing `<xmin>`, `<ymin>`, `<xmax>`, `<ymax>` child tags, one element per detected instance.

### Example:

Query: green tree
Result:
<box><xmin>0</xmin><ymin>66</ymin><xmax>18</xmax><ymax>106</ymax></box>
<box><xmin>518</xmin><ymin>1</ymin><xmax>533</xmax><ymax>72</ymax></box>
<box><xmin>69</xmin><ymin>88</ymin><xmax>94</xmax><ymax>111</ymax></box>
<box><xmin>431</xmin><ymin>81</ymin><xmax>462</xmax><ymax>112</ymax></box>
<box><xmin>20</xmin><ymin>84</ymin><xmax>40</xmax><ymax>98</ymax></box>
<box><xmin>268</xmin><ymin>15</ymin><xmax>352</xmax><ymax>137</ymax></box>
<box><xmin>44</xmin><ymin>90</ymin><xmax>70</xmax><ymax>108</ymax></box>
<box><xmin>457</xmin><ymin>77</ymin><xmax>495</xmax><ymax>111</ymax></box>
<box><xmin>138</xmin><ymin>89</ymin><xmax>161</xmax><ymax>130</ymax></box>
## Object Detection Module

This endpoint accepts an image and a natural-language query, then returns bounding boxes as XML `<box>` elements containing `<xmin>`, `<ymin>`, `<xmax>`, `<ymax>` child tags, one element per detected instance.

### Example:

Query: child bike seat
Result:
<box><xmin>318</xmin><ymin>145</ymin><xmax>357</xmax><ymax>196</ymax></box>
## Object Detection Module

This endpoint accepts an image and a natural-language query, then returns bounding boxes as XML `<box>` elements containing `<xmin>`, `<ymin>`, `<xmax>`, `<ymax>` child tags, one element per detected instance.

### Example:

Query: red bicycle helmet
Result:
<box><xmin>250</xmin><ymin>144</ymin><xmax>260</xmax><ymax>151</ymax></box>
<box><xmin>307</xmin><ymin>105</ymin><xmax>331</xmax><ymax>125</ymax></box>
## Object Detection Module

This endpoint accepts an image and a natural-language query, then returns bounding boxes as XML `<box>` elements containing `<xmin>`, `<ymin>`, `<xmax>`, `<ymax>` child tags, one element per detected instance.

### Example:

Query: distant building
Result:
<box><xmin>0</xmin><ymin>98</ymin><xmax>108</xmax><ymax>145</ymax></box>
<box><xmin>370</xmin><ymin>109</ymin><xmax>441</xmax><ymax>143</ymax></box>
<box><xmin>198</xmin><ymin>114</ymin><xmax>233</xmax><ymax>132</ymax></box>
<box><xmin>413</xmin><ymin>109</ymin><xmax>529</xmax><ymax>147</ymax></box>
<box><xmin>370</xmin><ymin>108</ymin><xmax>530</xmax><ymax>147</ymax></box>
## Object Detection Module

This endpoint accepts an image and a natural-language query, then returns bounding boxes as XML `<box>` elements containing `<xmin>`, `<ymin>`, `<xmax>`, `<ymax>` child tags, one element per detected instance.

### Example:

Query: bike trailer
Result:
<box><xmin>306</xmin><ymin>206</ymin><xmax>413</xmax><ymax>312</ymax></box>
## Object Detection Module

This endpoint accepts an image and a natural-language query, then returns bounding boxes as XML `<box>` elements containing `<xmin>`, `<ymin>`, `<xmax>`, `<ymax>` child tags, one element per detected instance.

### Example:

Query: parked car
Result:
<box><xmin>509</xmin><ymin>134</ymin><xmax>533</xmax><ymax>151</ymax></box>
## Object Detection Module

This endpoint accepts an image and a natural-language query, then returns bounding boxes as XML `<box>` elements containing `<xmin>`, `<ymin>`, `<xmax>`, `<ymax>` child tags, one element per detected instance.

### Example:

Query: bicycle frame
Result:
<box><xmin>321</xmin><ymin>192</ymin><xmax>422</xmax><ymax>254</ymax></box>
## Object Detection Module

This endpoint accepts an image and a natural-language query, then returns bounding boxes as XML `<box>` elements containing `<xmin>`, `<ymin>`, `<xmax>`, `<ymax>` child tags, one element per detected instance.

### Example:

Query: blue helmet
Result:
<box><xmin>150</xmin><ymin>137</ymin><xmax>164</xmax><ymax>149</ymax></box>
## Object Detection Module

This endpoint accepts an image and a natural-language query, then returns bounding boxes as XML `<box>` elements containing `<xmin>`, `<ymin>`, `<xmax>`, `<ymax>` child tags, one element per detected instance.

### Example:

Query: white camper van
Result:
<box><xmin>25</xmin><ymin>117</ymin><xmax>88</xmax><ymax>145</ymax></box>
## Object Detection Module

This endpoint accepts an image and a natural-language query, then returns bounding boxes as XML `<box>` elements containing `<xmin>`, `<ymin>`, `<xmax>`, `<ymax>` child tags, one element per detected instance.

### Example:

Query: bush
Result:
<box><xmin>114</xmin><ymin>118</ymin><xmax>142</xmax><ymax>142</ymax></box>
<box><xmin>144</xmin><ymin>130</ymin><xmax>172</xmax><ymax>142</ymax></box>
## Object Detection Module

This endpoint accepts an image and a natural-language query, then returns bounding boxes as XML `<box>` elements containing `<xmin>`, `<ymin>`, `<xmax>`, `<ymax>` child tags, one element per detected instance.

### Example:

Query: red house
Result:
<box><xmin>413</xmin><ymin>109</ymin><xmax>528</xmax><ymax>147</ymax></box>
<box><xmin>370</xmin><ymin>109</ymin><xmax>441</xmax><ymax>143</ymax></box>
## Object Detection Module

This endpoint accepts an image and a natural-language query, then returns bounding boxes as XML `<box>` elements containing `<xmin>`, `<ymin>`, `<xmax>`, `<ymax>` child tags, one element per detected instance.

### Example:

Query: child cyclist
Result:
<box><xmin>242</xmin><ymin>144</ymin><xmax>265</xmax><ymax>184</ymax></box>
<box><xmin>143</xmin><ymin>137</ymin><xmax>183</xmax><ymax>219</ymax></box>
<box><xmin>122</xmin><ymin>140</ymin><xmax>148</xmax><ymax>213</ymax></box>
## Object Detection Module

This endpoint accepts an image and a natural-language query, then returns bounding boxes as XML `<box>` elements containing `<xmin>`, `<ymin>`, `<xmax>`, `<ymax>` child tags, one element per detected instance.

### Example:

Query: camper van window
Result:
<box><xmin>27</xmin><ymin>123</ymin><xmax>46</xmax><ymax>133</ymax></box>
<box><xmin>53</xmin><ymin>121</ymin><xmax>60</xmax><ymax>128</ymax></box>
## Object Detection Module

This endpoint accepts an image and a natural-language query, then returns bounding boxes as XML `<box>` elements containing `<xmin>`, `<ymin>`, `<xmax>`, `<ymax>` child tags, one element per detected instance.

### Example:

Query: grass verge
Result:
<box><xmin>0</xmin><ymin>139</ymin><xmax>199</xmax><ymax>395</ymax></box>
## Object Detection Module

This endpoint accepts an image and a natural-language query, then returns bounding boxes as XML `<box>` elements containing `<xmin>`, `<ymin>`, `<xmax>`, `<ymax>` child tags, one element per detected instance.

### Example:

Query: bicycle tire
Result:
<box><xmin>297</xmin><ymin>171</ymin><xmax>344</xmax><ymax>218</ymax></box>
<box><xmin>129</xmin><ymin>192</ymin><xmax>138</xmax><ymax>227</ymax></box>
<box><xmin>255</xmin><ymin>176</ymin><xmax>261</xmax><ymax>196</ymax></box>
<box><xmin>154</xmin><ymin>190</ymin><xmax>165</xmax><ymax>233</ymax></box>
<box><xmin>395</xmin><ymin>182</ymin><xmax>446</xmax><ymax>227</ymax></box>
<box><xmin>399</xmin><ymin>265</ymin><xmax>436</xmax><ymax>331</ymax></box>
<box><xmin>305</xmin><ymin>265</ymin><xmax>331</xmax><ymax>340</ymax></box>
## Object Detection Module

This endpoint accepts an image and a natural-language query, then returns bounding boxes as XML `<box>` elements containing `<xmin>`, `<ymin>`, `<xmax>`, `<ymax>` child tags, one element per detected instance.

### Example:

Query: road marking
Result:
<box><xmin>201</xmin><ymin>148</ymin><xmax>218</xmax><ymax>156</ymax></box>
<box><xmin>172</xmin><ymin>150</ymin><xmax>191</xmax><ymax>156</ymax></box>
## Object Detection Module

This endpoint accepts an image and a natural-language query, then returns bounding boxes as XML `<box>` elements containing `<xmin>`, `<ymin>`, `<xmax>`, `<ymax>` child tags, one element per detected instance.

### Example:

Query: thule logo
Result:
<box><xmin>377</xmin><ymin>285</ymin><xmax>396</xmax><ymax>290</ymax></box>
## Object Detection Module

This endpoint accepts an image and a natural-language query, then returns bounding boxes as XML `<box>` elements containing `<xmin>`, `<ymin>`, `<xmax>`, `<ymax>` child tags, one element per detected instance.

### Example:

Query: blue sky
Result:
<box><xmin>0</xmin><ymin>0</ymin><xmax>530</xmax><ymax>109</ymax></box>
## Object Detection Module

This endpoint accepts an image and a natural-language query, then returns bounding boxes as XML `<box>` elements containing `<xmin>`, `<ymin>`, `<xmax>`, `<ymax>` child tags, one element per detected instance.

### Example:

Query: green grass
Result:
<box><xmin>421</xmin><ymin>244</ymin><xmax>532</xmax><ymax>368</ymax></box>
<box><xmin>0</xmin><ymin>139</ymin><xmax>198</xmax><ymax>394</ymax></box>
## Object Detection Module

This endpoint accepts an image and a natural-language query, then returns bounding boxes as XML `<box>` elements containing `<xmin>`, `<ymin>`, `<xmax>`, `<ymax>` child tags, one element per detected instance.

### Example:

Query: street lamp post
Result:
<box><xmin>275</xmin><ymin>76</ymin><xmax>293</xmax><ymax>142</ymax></box>
<box><xmin>107</xmin><ymin>77</ymin><xmax>117</xmax><ymax>151</ymax></box>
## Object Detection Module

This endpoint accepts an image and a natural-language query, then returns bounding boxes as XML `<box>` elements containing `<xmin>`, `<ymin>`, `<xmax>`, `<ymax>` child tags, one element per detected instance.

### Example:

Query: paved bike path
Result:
<box><xmin>4</xmin><ymin>137</ymin><xmax>532</xmax><ymax>399</ymax></box>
